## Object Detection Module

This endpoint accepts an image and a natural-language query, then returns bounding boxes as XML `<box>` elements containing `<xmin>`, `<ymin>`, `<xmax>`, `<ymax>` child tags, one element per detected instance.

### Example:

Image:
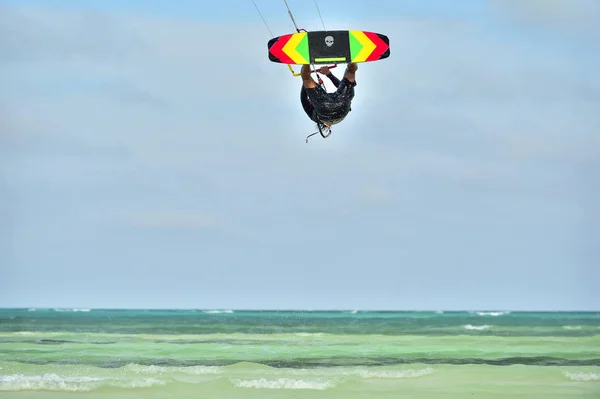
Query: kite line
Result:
<box><xmin>251</xmin><ymin>0</ymin><xmax>336</xmax><ymax>142</ymax></box>
<box><xmin>251</xmin><ymin>0</ymin><xmax>337</xmax><ymax>79</ymax></box>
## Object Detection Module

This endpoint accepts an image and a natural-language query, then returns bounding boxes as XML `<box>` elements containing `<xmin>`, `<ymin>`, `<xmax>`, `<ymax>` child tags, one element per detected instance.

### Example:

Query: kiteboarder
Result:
<box><xmin>300</xmin><ymin>63</ymin><xmax>358</xmax><ymax>132</ymax></box>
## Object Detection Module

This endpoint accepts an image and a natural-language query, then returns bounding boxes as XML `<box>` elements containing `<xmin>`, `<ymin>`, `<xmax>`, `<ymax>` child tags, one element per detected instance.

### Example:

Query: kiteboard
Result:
<box><xmin>268</xmin><ymin>30</ymin><xmax>390</xmax><ymax>65</ymax></box>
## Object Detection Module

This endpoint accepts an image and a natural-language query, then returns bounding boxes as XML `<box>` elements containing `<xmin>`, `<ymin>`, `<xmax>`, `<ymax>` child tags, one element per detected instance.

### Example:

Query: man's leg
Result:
<box><xmin>301</xmin><ymin>64</ymin><xmax>318</xmax><ymax>89</ymax></box>
<box><xmin>344</xmin><ymin>62</ymin><xmax>358</xmax><ymax>83</ymax></box>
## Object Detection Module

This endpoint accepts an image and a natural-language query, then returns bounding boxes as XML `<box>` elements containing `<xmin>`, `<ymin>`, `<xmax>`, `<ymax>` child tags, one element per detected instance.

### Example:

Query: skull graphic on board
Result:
<box><xmin>325</xmin><ymin>36</ymin><xmax>334</xmax><ymax>47</ymax></box>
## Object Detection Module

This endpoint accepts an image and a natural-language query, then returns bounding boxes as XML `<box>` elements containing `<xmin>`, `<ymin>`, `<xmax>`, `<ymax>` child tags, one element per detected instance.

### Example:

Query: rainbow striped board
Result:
<box><xmin>268</xmin><ymin>30</ymin><xmax>390</xmax><ymax>65</ymax></box>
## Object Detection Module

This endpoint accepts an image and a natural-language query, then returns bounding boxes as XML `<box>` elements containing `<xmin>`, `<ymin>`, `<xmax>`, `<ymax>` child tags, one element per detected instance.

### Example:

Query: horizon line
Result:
<box><xmin>1</xmin><ymin>307</ymin><xmax>598</xmax><ymax>312</ymax></box>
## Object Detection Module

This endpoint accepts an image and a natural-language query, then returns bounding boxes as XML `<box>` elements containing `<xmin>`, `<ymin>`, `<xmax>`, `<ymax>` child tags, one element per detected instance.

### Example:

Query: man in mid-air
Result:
<box><xmin>300</xmin><ymin>62</ymin><xmax>358</xmax><ymax>133</ymax></box>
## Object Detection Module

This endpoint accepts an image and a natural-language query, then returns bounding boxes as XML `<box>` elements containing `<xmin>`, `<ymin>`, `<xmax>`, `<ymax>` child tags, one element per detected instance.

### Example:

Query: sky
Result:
<box><xmin>1</xmin><ymin>0</ymin><xmax>599</xmax><ymax>311</ymax></box>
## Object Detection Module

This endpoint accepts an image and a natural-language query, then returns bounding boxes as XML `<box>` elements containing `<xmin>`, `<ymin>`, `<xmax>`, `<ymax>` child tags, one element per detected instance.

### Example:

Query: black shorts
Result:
<box><xmin>305</xmin><ymin>77</ymin><xmax>356</xmax><ymax>107</ymax></box>
<box><xmin>301</xmin><ymin>77</ymin><xmax>356</xmax><ymax>123</ymax></box>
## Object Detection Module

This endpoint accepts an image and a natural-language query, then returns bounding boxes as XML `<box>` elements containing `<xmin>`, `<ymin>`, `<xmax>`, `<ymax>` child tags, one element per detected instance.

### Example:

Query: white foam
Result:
<box><xmin>476</xmin><ymin>311</ymin><xmax>507</xmax><ymax>316</ymax></box>
<box><xmin>0</xmin><ymin>374</ymin><xmax>101</xmax><ymax>392</ymax></box>
<box><xmin>202</xmin><ymin>310</ymin><xmax>233</xmax><ymax>314</ymax></box>
<box><xmin>464</xmin><ymin>324</ymin><xmax>490</xmax><ymax>330</ymax></box>
<box><xmin>230</xmin><ymin>378</ymin><xmax>335</xmax><ymax>390</ymax></box>
<box><xmin>52</xmin><ymin>308</ymin><xmax>91</xmax><ymax>312</ymax></box>
<box><xmin>358</xmin><ymin>368</ymin><xmax>435</xmax><ymax>379</ymax></box>
<box><xmin>563</xmin><ymin>371</ymin><xmax>600</xmax><ymax>382</ymax></box>
<box><xmin>0</xmin><ymin>373</ymin><xmax>164</xmax><ymax>392</ymax></box>
<box><xmin>295</xmin><ymin>333</ymin><xmax>324</xmax><ymax>337</ymax></box>
<box><xmin>562</xmin><ymin>325</ymin><xmax>583</xmax><ymax>330</ymax></box>
<box><xmin>112</xmin><ymin>378</ymin><xmax>164</xmax><ymax>388</ymax></box>
<box><xmin>124</xmin><ymin>364</ymin><xmax>222</xmax><ymax>375</ymax></box>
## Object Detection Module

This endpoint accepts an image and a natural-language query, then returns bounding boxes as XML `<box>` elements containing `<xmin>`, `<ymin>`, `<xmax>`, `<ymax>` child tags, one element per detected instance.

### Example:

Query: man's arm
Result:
<box><xmin>317</xmin><ymin>66</ymin><xmax>341</xmax><ymax>88</ymax></box>
<box><xmin>326</xmin><ymin>72</ymin><xmax>341</xmax><ymax>88</ymax></box>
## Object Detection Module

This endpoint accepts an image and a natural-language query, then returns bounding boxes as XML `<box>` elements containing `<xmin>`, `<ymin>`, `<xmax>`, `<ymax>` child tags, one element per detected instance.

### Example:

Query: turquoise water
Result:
<box><xmin>1</xmin><ymin>309</ymin><xmax>599</xmax><ymax>398</ymax></box>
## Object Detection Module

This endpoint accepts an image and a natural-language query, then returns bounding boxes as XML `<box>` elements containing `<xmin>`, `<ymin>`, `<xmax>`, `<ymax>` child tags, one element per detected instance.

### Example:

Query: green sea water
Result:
<box><xmin>1</xmin><ymin>309</ymin><xmax>599</xmax><ymax>398</ymax></box>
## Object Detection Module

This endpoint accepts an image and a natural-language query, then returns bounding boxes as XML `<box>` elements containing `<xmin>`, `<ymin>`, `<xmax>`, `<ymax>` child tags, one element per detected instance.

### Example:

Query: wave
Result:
<box><xmin>229</xmin><ymin>377</ymin><xmax>335</xmax><ymax>390</ymax></box>
<box><xmin>356</xmin><ymin>368</ymin><xmax>434</xmax><ymax>379</ymax></box>
<box><xmin>562</xmin><ymin>325</ymin><xmax>583</xmax><ymax>330</ymax></box>
<box><xmin>563</xmin><ymin>371</ymin><xmax>600</xmax><ymax>382</ymax></box>
<box><xmin>294</xmin><ymin>332</ymin><xmax>325</xmax><ymax>337</ymax></box>
<box><xmin>124</xmin><ymin>364</ymin><xmax>222</xmax><ymax>375</ymax></box>
<box><xmin>4</xmin><ymin>309</ymin><xmax>599</xmax><ymax>337</ymax></box>
<box><xmin>0</xmin><ymin>373</ymin><xmax>164</xmax><ymax>392</ymax></box>
<box><xmin>464</xmin><ymin>325</ymin><xmax>490</xmax><ymax>331</ymax></box>
<box><xmin>202</xmin><ymin>310</ymin><xmax>234</xmax><ymax>314</ymax></box>
<box><xmin>261</xmin><ymin>357</ymin><xmax>600</xmax><ymax>368</ymax></box>
<box><xmin>13</xmin><ymin>355</ymin><xmax>600</xmax><ymax>368</ymax></box>
<box><xmin>475</xmin><ymin>312</ymin><xmax>508</xmax><ymax>317</ymax></box>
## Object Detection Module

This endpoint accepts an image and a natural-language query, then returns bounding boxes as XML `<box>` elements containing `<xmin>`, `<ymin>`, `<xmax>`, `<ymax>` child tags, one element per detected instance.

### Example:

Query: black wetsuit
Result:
<box><xmin>300</xmin><ymin>73</ymin><xmax>356</xmax><ymax>125</ymax></box>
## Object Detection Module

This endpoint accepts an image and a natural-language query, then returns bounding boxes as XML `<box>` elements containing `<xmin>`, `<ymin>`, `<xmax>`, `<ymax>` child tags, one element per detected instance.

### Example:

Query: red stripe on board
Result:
<box><xmin>269</xmin><ymin>34</ymin><xmax>295</xmax><ymax>64</ymax></box>
<box><xmin>363</xmin><ymin>32</ymin><xmax>389</xmax><ymax>62</ymax></box>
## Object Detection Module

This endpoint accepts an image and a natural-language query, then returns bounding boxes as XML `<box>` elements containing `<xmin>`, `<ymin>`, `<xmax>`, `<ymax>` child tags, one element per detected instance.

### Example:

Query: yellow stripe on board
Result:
<box><xmin>282</xmin><ymin>32</ymin><xmax>309</xmax><ymax>64</ymax></box>
<box><xmin>349</xmin><ymin>30</ymin><xmax>375</xmax><ymax>63</ymax></box>
<box><xmin>314</xmin><ymin>57</ymin><xmax>346</xmax><ymax>62</ymax></box>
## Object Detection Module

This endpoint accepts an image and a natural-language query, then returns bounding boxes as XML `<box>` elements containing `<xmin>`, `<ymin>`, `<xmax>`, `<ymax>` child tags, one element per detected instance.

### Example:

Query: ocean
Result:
<box><xmin>0</xmin><ymin>309</ymin><xmax>598</xmax><ymax>398</ymax></box>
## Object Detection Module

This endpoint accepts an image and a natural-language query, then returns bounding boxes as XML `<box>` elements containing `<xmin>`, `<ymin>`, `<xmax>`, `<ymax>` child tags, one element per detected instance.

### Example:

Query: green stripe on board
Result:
<box><xmin>297</xmin><ymin>34</ymin><xmax>310</xmax><ymax>62</ymax></box>
<box><xmin>349</xmin><ymin>31</ymin><xmax>363</xmax><ymax>59</ymax></box>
